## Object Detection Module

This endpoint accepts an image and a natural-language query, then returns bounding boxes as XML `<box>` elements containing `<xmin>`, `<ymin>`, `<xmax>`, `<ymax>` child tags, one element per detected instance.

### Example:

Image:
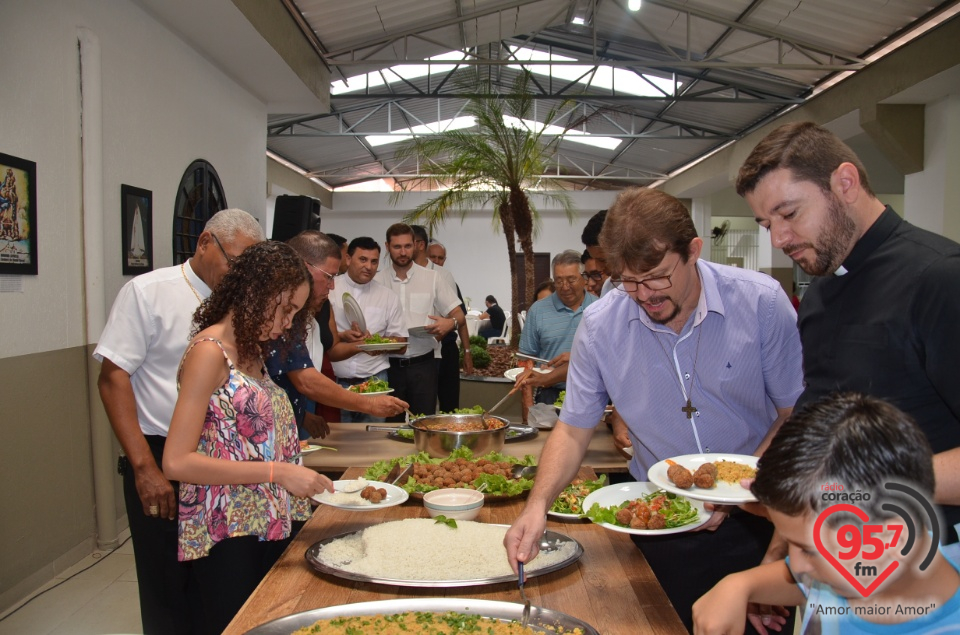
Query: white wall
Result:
<box><xmin>0</xmin><ymin>0</ymin><xmax>271</xmax><ymax>607</ymax></box>
<box><xmin>0</xmin><ymin>0</ymin><xmax>268</xmax><ymax>360</ymax></box>
<box><xmin>321</xmin><ymin>191</ymin><xmax>619</xmax><ymax>308</ymax></box>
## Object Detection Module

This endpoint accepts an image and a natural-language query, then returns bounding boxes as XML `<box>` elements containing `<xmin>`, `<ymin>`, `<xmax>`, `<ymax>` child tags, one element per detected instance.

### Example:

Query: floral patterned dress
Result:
<box><xmin>176</xmin><ymin>338</ymin><xmax>311</xmax><ymax>561</ymax></box>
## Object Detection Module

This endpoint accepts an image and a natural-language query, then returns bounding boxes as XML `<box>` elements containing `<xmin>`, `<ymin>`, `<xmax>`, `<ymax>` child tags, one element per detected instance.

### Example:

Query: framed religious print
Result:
<box><xmin>121</xmin><ymin>184</ymin><xmax>153</xmax><ymax>275</ymax></box>
<box><xmin>0</xmin><ymin>152</ymin><xmax>38</xmax><ymax>275</ymax></box>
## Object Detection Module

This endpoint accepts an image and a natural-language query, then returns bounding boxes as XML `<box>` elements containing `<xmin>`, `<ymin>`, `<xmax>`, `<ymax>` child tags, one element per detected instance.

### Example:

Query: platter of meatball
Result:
<box><xmin>647</xmin><ymin>453</ymin><xmax>759</xmax><ymax>503</ymax></box>
<box><xmin>580</xmin><ymin>482</ymin><xmax>708</xmax><ymax>535</ymax></box>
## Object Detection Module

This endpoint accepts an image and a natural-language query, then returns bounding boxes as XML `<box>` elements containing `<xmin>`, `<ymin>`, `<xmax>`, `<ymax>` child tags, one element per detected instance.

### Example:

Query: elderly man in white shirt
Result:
<box><xmin>328</xmin><ymin>236</ymin><xmax>407</xmax><ymax>422</ymax></box>
<box><xmin>374</xmin><ymin>223</ymin><xmax>468</xmax><ymax>420</ymax></box>
<box><xmin>94</xmin><ymin>209</ymin><xmax>264</xmax><ymax>634</ymax></box>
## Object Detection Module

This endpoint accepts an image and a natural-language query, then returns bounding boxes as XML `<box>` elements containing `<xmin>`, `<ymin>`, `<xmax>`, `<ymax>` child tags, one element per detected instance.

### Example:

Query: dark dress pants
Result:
<box><xmin>387</xmin><ymin>354</ymin><xmax>438</xmax><ymax>422</ymax></box>
<box><xmin>437</xmin><ymin>337</ymin><xmax>461</xmax><ymax>412</ymax></box>
<box><xmin>121</xmin><ymin>435</ymin><xmax>201</xmax><ymax>635</ymax></box>
<box><xmin>631</xmin><ymin>509</ymin><xmax>794</xmax><ymax>634</ymax></box>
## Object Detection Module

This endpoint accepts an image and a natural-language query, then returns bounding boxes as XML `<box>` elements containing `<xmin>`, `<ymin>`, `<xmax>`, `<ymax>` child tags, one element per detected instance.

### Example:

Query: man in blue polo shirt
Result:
<box><xmin>506</xmin><ymin>188</ymin><xmax>803</xmax><ymax>633</ymax></box>
<box><xmin>518</xmin><ymin>249</ymin><xmax>595</xmax><ymax>406</ymax></box>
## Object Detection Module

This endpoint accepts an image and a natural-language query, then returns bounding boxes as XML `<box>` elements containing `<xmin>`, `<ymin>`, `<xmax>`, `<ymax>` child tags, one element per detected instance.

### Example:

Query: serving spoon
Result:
<box><xmin>517</xmin><ymin>561</ymin><xmax>531</xmax><ymax>628</ymax></box>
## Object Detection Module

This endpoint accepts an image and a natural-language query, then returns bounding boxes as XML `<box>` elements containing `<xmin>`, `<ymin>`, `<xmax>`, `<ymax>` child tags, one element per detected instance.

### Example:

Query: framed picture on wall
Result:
<box><xmin>0</xmin><ymin>152</ymin><xmax>39</xmax><ymax>275</ymax></box>
<box><xmin>121</xmin><ymin>184</ymin><xmax>153</xmax><ymax>275</ymax></box>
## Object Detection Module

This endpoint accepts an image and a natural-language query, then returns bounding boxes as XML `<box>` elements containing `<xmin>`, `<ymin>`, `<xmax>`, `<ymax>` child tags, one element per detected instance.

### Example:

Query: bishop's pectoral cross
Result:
<box><xmin>681</xmin><ymin>398</ymin><xmax>698</xmax><ymax>419</ymax></box>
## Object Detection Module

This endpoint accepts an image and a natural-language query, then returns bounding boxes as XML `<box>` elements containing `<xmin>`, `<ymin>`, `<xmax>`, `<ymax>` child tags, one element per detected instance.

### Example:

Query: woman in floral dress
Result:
<box><xmin>163</xmin><ymin>241</ymin><xmax>334</xmax><ymax>634</ymax></box>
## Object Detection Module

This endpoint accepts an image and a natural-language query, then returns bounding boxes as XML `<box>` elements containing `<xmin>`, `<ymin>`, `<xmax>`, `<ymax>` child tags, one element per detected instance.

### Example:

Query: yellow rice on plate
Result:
<box><xmin>714</xmin><ymin>460</ymin><xmax>756</xmax><ymax>484</ymax></box>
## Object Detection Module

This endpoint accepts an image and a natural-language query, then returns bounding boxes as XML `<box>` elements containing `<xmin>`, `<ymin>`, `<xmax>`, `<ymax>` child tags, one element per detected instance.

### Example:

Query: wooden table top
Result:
<box><xmin>223</xmin><ymin>467</ymin><xmax>686</xmax><ymax>635</ymax></box>
<box><xmin>303</xmin><ymin>421</ymin><xmax>631</xmax><ymax>474</ymax></box>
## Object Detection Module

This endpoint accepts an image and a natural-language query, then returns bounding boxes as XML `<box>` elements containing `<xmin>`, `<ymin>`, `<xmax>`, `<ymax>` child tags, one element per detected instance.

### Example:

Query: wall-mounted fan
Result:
<box><xmin>711</xmin><ymin>220</ymin><xmax>731</xmax><ymax>245</ymax></box>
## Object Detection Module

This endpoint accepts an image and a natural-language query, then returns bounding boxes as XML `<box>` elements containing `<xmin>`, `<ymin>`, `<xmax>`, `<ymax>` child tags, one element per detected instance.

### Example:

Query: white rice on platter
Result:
<box><xmin>316</xmin><ymin>518</ymin><xmax>576</xmax><ymax>580</ymax></box>
<box><xmin>319</xmin><ymin>491</ymin><xmax>372</xmax><ymax>506</ymax></box>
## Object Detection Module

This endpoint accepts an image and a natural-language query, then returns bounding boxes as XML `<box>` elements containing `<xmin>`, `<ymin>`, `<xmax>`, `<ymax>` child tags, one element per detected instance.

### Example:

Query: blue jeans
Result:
<box><xmin>337</xmin><ymin>369</ymin><xmax>389</xmax><ymax>423</ymax></box>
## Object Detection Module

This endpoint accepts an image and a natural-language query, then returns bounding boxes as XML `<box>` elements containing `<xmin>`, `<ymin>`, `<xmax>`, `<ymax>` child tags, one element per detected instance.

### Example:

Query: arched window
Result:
<box><xmin>172</xmin><ymin>160</ymin><xmax>227</xmax><ymax>264</ymax></box>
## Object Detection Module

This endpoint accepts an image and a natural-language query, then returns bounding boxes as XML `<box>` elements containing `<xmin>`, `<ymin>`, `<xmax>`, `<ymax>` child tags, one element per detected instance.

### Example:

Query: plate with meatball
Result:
<box><xmin>581</xmin><ymin>482</ymin><xmax>708</xmax><ymax>535</ymax></box>
<box><xmin>312</xmin><ymin>480</ymin><xmax>409</xmax><ymax>511</ymax></box>
<box><xmin>647</xmin><ymin>453</ymin><xmax>759</xmax><ymax>503</ymax></box>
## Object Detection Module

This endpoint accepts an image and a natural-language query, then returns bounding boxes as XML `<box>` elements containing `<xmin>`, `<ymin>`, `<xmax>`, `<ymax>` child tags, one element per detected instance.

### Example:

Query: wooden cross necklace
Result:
<box><xmin>654</xmin><ymin>325</ymin><xmax>703</xmax><ymax>419</ymax></box>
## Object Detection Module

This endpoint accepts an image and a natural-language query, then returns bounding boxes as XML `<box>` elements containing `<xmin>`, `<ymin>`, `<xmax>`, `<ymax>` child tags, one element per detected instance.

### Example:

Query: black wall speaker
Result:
<box><xmin>272</xmin><ymin>195</ymin><xmax>321</xmax><ymax>242</ymax></box>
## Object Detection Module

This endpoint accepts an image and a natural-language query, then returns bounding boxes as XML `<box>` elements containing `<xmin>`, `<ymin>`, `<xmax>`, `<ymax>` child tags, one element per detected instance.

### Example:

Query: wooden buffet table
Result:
<box><xmin>303</xmin><ymin>421</ymin><xmax>631</xmax><ymax>474</ymax></box>
<box><xmin>223</xmin><ymin>466</ymin><xmax>687</xmax><ymax>635</ymax></box>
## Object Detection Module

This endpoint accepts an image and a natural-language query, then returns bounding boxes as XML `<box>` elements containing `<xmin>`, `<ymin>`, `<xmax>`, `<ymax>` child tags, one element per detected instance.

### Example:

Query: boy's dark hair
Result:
<box><xmin>580</xmin><ymin>210</ymin><xmax>607</xmax><ymax>248</ymax></box>
<box><xmin>327</xmin><ymin>233</ymin><xmax>347</xmax><ymax>248</ymax></box>
<box><xmin>347</xmin><ymin>236</ymin><xmax>380</xmax><ymax>255</ymax></box>
<box><xmin>535</xmin><ymin>279</ymin><xmax>555</xmax><ymax>296</ymax></box>
<box><xmin>485</xmin><ymin>295</ymin><xmax>497</xmax><ymax>304</ymax></box>
<box><xmin>410</xmin><ymin>224</ymin><xmax>429</xmax><ymax>245</ymax></box>
<box><xmin>753</xmin><ymin>393</ymin><xmax>934</xmax><ymax>525</ymax></box>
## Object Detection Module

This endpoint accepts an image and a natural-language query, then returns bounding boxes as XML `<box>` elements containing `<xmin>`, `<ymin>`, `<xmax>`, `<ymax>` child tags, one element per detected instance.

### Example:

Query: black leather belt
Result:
<box><xmin>389</xmin><ymin>351</ymin><xmax>434</xmax><ymax>367</ymax></box>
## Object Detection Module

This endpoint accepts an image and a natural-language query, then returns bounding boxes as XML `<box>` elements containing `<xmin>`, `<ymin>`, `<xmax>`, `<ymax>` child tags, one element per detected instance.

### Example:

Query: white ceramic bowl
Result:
<box><xmin>423</xmin><ymin>488</ymin><xmax>485</xmax><ymax>521</ymax></box>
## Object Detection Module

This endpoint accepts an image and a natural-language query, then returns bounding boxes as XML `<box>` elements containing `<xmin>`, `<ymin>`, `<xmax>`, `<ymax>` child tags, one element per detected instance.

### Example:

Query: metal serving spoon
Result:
<box><xmin>517</xmin><ymin>561</ymin><xmax>531</xmax><ymax>628</ymax></box>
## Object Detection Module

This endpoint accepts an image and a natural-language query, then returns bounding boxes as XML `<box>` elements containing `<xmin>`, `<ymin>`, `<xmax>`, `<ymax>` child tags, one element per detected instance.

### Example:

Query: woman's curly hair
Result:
<box><xmin>192</xmin><ymin>241</ymin><xmax>313</xmax><ymax>365</ymax></box>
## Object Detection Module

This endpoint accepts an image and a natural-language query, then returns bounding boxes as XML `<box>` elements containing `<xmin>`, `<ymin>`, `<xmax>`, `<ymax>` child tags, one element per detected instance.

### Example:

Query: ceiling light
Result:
<box><xmin>628</xmin><ymin>0</ymin><xmax>641</xmax><ymax>11</ymax></box>
<box><xmin>571</xmin><ymin>16</ymin><xmax>586</xmax><ymax>25</ymax></box>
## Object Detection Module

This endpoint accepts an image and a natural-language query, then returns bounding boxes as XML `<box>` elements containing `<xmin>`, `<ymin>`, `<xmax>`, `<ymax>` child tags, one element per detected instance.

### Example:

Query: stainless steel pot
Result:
<box><xmin>409</xmin><ymin>414</ymin><xmax>509</xmax><ymax>458</ymax></box>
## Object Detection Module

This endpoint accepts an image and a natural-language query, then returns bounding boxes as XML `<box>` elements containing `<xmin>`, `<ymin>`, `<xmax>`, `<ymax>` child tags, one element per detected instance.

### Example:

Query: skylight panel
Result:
<box><xmin>506</xmin><ymin>46</ymin><xmax>678</xmax><ymax>97</ymax></box>
<box><xmin>331</xmin><ymin>51</ymin><xmax>467</xmax><ymax>95</ymax></box>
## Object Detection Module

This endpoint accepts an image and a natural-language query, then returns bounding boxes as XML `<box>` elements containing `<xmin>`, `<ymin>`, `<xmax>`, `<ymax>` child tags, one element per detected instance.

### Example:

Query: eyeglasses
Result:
<box><xmin>306</xmin><ymin>261</ymin><xmax>338</xmax><ymax>284</ymax></box>
<box><xmin>611</xmin><ymin>256</ymin><xmax>682</xmax><ymax>293</ymax></box>
<box><xmin>210</xmin><ymin>233</ymin><xmax>238</xmax><ymax>267</ymax></box>
<box><xmin>581</xmin><ymin>270</ymin><xmax>605</xmax><ymax>282</ymax></box>
<box><xmin>554</xmin><ymin>276</ymin><xmax>583</xmax><ymax>289</ymax></box>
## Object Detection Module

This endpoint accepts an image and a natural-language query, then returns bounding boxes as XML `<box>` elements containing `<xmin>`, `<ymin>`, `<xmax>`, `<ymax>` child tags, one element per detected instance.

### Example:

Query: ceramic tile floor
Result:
<box><xmin>0</xmin><ymin>534</ymin><xmax>142</xmax><ymax>635</ymax></box>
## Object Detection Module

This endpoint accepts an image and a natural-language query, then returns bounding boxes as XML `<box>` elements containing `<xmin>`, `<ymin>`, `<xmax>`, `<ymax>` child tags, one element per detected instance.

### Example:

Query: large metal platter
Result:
<box><xmin>304</xmin><ymin>525</ymin><xmax>582</xmax><ymax>588</ymax></box>
<box><xmin>387</xmin><ymin>424</ymin><xmax>538</xmax><ymax>444</ymax></box>
<box><xmin>245</xmin><ymin>597</ymin><xmax>599</xmax><ymax>635</ymax></box>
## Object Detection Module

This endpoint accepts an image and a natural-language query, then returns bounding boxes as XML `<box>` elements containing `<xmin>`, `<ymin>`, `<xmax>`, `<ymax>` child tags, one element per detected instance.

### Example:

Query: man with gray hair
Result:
<box><xmin>95</xmin><ymin>208</ymin><xmax>264</xmax><ymax>634</ymax></box>
<box><xmin>516</xmin><ymin>249</ymin><xmax>595</xmax><ymax>405</ymax></box>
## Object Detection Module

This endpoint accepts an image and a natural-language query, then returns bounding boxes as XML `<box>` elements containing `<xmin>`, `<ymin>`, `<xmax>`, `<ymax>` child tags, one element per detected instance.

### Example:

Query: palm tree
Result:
<box><xmin>392</xmin><ymin>71</ymin><xmax>576</xmax><ymax>346</ymax></box>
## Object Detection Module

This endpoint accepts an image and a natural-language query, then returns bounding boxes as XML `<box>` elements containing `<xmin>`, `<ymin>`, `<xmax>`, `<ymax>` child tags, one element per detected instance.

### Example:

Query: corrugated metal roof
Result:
<box><xmin>272</xmin><ymin>0</ymin><xmax>958</xmax><ymax>189</ymax></box>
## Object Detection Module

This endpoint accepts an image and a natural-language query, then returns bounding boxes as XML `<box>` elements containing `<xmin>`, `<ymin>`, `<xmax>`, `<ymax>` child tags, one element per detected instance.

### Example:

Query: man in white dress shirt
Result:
<box><xmin>327</xmin><ymin>236</ymin><xmax>408</xmax><ymax>422</ymax></box>
<box><xmin>94</xmin><ymin>209</ymin><xmax>263</xmax><ymax>634</ymax></box>
<box><xmin>410</xmin><ymin>227</ymin><xmax>473</xmax><ymax>411</ymax></box>
<box><xmin>374</xmin><ymin>223</ymin><xmax>468</xmax><ymax>420</ymax></box>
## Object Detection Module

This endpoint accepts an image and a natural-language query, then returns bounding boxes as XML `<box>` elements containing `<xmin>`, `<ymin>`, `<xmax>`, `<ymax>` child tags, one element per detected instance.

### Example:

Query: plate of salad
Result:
<box><xmin>357</xmin><ymin>334</ymin><xmax>406</xmax><ymax>352</ymax></box>
<box><xmin>348</xmin><ymin>377</ymin><xmax>394</xmax><ymax>395</ymax></box>
<box><xmin>548</xmin><ymin>475</ymin><xmax>607</xmax><ymax>519</ymax></box>
<box><xmin>581</xmin><ymin>481</ymin><xmax>708</xmax><ymax>535</ymax></box>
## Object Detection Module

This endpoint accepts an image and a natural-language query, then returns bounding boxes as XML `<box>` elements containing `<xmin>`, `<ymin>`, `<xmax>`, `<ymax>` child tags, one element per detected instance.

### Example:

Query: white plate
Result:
<box><xmin>647</xmin><ymin>453</ymin><xmax>759</xmax><ymax>503</ymax></box>
<box><xmin>503</xmin><ymin>367</ymin><xmax>551</xmax><ymax>381</ymax></box>
<box><xmin>407</xmin><ymin>325</ymin><xmax>430</xmax><ymax>337</ymax></box>
<box><xmin>312</xmin><ymin>480</ymin><xmax>408</xmax><ymax>510</ymax></box>
<box><xmin>581</xmin><ymin>481</ymin><xmax>709</xmax><ymax>535</ymax></box>
<box><xmin>547</xmin><ymin>511</ymin><xmax>584</xmax><ymax>520</ymax></box>
<box><xmin>299</xmin><ymin>443</ymin><xmax>333</xmax><ymax>455</ymax></box>
<box><xmin>515</xmin><ymin>352</ymin><xmax>551</xmax><ymax>364</ymax></box>
<box><xmin>357</xmin><ymin>342</ymin><xmax>406</xmax><ymax>352</ymax></box>
<box><xmin>348</xmin><ymin>388</ymin><xmax>395</xmax><ymax>396</ymax></box>
<box><xmin>342</xmin><ymin>292</ymin><xmax>367</xmax><ymax>333</ymax></box>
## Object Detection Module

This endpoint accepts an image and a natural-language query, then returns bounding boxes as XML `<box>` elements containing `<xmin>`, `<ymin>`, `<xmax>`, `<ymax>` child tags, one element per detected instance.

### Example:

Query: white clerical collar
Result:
<box><xmin>834</xmin><ymin>265</ymin><xmax>848</xmax><ymax>276</ymax></box>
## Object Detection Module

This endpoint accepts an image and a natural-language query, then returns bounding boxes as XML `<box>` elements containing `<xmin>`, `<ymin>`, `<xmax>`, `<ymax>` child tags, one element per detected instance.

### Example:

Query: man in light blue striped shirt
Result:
<box><xmin>518</xmin><ymin>249</ymin><xmax>596</xmax><ymax>405</ymax></box>
<box><xmin>507</xmin><ymin>188</ymin><xmax>804</xmax><ymax>633</ymax></box>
